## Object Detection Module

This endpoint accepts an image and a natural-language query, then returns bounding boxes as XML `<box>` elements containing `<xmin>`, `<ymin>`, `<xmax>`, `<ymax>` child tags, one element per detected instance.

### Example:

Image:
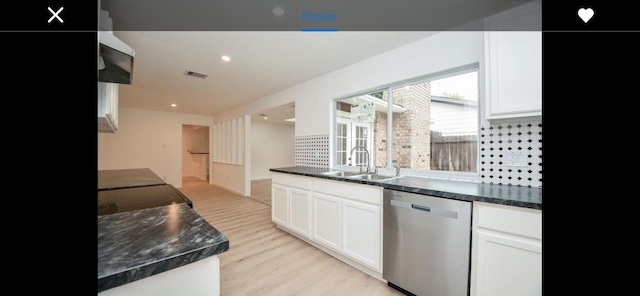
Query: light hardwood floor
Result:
<box><xmin>179</xmin><ymin>176</ymin><xmax>403</xmax><ymax>296</ymax></box>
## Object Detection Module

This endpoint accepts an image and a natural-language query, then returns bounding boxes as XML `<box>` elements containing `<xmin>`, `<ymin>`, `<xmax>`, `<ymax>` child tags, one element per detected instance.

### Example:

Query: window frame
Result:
<box><xmin>335</xmin><ymin>111</ymin><xmax>373</xmax><ymax>168</ymax></box>
<box><xmin>331</xmin><ymin>63</ymin><xmax>480</xmax><ymax>182</ymax></box>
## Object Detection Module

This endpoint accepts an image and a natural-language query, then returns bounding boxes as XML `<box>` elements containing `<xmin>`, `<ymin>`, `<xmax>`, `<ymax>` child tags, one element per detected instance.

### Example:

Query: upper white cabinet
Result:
<box><xmin>484</xmin><ymin>1</ymin><xmax>541</xmax><ymax>120</ymax></box>
<box><xmin>98</xmin><ymin>82</ymin><xmax>119</xmax><ymax>133</ymax></box>
<box><xmin>471</xmin><ymin>202</ymin><xmax>542</xmax><ymax>296</ymax></box>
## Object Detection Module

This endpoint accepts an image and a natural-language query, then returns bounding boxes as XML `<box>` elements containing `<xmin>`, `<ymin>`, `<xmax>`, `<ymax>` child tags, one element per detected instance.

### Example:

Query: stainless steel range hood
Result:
<box><xmin>98</xmin><ymin>10</ymin><xmax>134</xmax><ymax>84</ymax></box>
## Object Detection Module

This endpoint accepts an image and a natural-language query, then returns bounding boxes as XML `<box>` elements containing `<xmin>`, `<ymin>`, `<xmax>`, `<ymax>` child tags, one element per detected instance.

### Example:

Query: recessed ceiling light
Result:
<box><xmin>284</xmin><ymin>118</ymin><xmax>295</xmax><ymax>122</ymax></box>
<box><xmin>272</xmin><ymin>7</ymin><xmax>285</xmax><ymax>16</ymax></box>
<box><xmin>221</xmin><ymin>55</ymin><xmax>231</xmax><ymax>62</ymax></box>
<box><xmin>259</xmin><ymin>113</ymin><xmax>268</xmax><ymax>119</ymax></box>
<box><xmin>171</xmin><ymin>104</ymin><xmax>177</xmax><ymax>107</ymax></box>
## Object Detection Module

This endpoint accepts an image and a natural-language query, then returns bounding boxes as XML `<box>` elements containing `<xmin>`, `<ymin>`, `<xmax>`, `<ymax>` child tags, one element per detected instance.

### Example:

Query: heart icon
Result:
<box><xmin>578</xmin><ymin>7</ymin><xmax>594</xmax><ymax>24</ymax></box>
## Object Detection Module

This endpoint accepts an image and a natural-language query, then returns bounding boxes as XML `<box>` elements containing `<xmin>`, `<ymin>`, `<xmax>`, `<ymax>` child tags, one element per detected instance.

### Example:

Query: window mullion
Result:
<box><xmin>386</xmin><ymin>86</ymin><xmax>393</xmax><ymax>170</ymax></box>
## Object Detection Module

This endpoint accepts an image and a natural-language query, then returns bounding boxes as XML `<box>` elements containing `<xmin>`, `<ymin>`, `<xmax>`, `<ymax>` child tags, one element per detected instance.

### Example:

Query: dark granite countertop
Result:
<box><xmin>270</xmin><ymin>166</ymin><xmax>542</xmax><ymax>210</ymax></box>
<box><xmin>98</xmin><ymin>168</ymin><xmax>166</xmax><ymax>190</ymax></box>
<box><xmin>97</xmin><ymin>203</ymin><xmax>229</xmax><ymax>293</ymax></box>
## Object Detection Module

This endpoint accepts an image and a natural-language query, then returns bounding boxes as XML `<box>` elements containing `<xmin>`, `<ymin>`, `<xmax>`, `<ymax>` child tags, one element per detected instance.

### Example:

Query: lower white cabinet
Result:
<box><xmin>312</xmin><ymin>191</ymin><xmax>382</xmax><ymax>271</ymax></box>
<box><xmin>312</xmin><ymin>192</ymin><xmax>341</xmax><ymax>251</ymax></box>
<box><xmin>471</xmin><ymin>202</ymin><xmax>542</xmax><ymax>296</ymax></box>
<box><xmin>271</xmin><ymin>173</ymin><xmax>383</xmax><ymax>275</ymax></box>
<box><xmin>271</xmin><ymin>174</ymin><xmax>312</xmax><ymax>239</ymax></box>
<box><xmin>313</xmin><ymin>178</ymin><xmax>382</xmax><ymax>272</ymax></box>
<box><xmin>341</xmin><ymin>199</ymin><xmax>381</xmax><ymax>270</ymax></box>
<box><xmin>288</xmin><ymin>188</ymin><xmax>311</xmax><ymax>237</ymax></box>
<box><xmin>271</xmin><ymin>184</ymin><xmax>288</xmax><ymax>226</ymax></box>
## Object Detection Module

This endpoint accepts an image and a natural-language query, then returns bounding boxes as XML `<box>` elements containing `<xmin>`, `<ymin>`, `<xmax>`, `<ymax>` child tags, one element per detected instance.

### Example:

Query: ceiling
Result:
<box><xmin>113</xmin><ymin>31</ymin><xmax>436</xmax><ymax>125</ymax></box>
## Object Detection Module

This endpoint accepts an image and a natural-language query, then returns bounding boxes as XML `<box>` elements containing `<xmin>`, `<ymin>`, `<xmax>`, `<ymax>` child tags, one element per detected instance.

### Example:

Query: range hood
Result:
<box><xmin>98</xmin><ymin>10</ymin><xmax>134</xmax><ymax>84</ymax></box>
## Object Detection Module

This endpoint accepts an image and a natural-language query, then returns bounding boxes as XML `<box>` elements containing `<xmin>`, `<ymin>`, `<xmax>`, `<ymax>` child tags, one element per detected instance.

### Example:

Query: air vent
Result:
<box><xmin>185</xmin><ymin>71</ymin><xmax>208</xmax><ymax>79</ymax></box>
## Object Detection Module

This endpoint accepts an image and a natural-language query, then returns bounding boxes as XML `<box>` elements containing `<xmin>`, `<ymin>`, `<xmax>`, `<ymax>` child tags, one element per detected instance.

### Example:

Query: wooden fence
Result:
<box><xmin>430</xmin><ymin>131</ymin><xmax>477</xmax><ymax>172</ymax></box>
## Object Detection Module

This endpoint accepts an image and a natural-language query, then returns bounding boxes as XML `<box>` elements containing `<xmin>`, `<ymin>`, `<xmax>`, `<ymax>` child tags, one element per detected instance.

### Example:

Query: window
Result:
<box><xmin>333</xmin><ymin>65</ymin><xmax>479</xmax><ymax>179</ymax></box>
<box><xmin>334</xmin><ymin>90</ymin><xmax>380</xmax><ymax>168</ymax></box>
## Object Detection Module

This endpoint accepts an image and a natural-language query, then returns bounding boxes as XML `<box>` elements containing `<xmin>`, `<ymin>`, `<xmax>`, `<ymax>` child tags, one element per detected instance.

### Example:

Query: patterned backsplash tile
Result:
<box><xmin>295</xmin><ymin>134</ymin><xmax>330</xmax><ymax>168</ymax></box>
<box><xmin>480</xmin><ymin>120</ymin><xmax>542</xmax><ymax>188</ymax></box>
<box><xmin>295</xmin><ymin>120</ymin><xmax>543</xmax><ymax>188</ymax></box>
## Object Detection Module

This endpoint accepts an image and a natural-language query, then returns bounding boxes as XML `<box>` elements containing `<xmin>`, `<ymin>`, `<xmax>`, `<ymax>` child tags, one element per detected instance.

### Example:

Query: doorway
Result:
<box><xmin>182</xmin><ymin>124</ymin><xmax>210</xmax><ymax>181</ymax></box>
<box><xmin>248</xmin><ymin>102</ymin><xmax>296</xmax><ymax>205</ymax></box>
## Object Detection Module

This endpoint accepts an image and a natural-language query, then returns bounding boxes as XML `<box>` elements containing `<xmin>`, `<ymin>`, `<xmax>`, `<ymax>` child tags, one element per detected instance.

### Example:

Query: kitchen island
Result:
<box><xmin>97</xmin><ymin>203</ymin><xmax>229</xmax><ymax>295</ymax></box>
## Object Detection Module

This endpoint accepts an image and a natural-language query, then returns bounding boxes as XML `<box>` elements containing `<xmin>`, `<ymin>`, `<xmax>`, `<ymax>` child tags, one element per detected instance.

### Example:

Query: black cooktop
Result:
<box><xmin>98</xmin><ymin>168</ymin><xmax>166</xmax><ymax>191</ymax></box>
<box><xmin>98</xmin><ymin>184</ymin><xmax>193</xmax><ymax>216</ymax></box>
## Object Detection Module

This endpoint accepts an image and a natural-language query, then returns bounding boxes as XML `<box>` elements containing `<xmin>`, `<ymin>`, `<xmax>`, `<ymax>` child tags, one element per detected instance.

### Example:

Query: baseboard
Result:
<box><xmin>251</xmin><ymin>177</ymin><xmax>272</xmax><ymax>181</ymax></box>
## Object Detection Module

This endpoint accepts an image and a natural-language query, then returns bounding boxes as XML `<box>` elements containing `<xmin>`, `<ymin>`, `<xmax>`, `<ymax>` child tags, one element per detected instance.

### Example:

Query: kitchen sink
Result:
<box><xmin>321</xmin><ymin>170</ymin><xmax>363</xmax><ymax>177</ymax></box>
<box><xmin>322</xmin><ymin>170</ymin><xmax>400</xmax><ymax>182</ymax></box>
<box><xmin>347</xmin><ymin>174</ymin><xmax>399</xmax><ymax>182</ymax></box>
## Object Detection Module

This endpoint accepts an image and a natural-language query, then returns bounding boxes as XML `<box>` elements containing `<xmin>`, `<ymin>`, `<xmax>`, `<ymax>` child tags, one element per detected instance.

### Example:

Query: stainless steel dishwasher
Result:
<box><xmin>383</xmin><ymin>189</ymin><xmax>472</xmax><ymax>296</ymax></box>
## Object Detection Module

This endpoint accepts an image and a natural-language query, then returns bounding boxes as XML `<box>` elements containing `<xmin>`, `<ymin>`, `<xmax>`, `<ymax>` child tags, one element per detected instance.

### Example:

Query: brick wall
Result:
<box><xmin>374</xmin><ymin>82</ymin><xmax>431</xmax><ymax>169</ymax></box>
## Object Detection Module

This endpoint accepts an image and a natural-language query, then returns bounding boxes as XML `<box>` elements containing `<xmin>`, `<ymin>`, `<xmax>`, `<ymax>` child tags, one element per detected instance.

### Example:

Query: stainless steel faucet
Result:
<box><xmin>349</xmin><ymin>146</ymin><xmax>370</xmax><ymax>174</ymax></box>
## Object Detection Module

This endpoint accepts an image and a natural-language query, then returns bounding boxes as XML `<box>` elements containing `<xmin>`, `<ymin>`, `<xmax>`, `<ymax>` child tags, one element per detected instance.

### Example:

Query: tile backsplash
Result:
<box><xmin>295</xmin><ymin>134</ymin><xmax>330</xmax><ymax>168</ymax></box>
<box><xmin>480</xmin><ymin>120</ymin><xmax>543</xmax><ymax>188</ymax></box>
<box><xmin>295</xmin><ymin>120</ymin><xmax>542</xmax><ymax>188</ymax></box>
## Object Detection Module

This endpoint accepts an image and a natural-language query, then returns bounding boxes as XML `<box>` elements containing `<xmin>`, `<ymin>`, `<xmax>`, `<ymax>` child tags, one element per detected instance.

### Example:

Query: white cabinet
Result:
<box><xmin>271</xmin><ymin>174</ymin><xmax>312</xmax><ymax>239</ymax></box>
<box><xmin>312</xmin><ymin>178</ymin><xmax>382</xmax><ymax>272</ymax></box>
<box><xmin>484</xmin><ymin>1</ymin><xmax>541</xmax><ymax>120</ymax></box>
<box><xmin>471</xmin><ymin>202</ymin><xmax>542</xmax><ymax>296</ymax></box>
<box><xmin>341</xmin><ymin>198</ymin><xmax>381</xmax><ymax>271</ymax></box>
<box><xmin>272</xmin><ymin>173</ymin><xmax>383</xmax><ymax>276</ymax></box>
<box><xmin>312</xmin><ymin>192</ymin><xmax>341</xmax><ymax>251</ymax></box>
<box><xmin>271</xmin><ymin>184</ymin><xmax>288</xmax><ymax>226</ymax></box>
<box><xmin>288</xmin><ymin>188</ymin><xmax>312</xmax><ymax>237</ymax></box>
<box><xmin>312</xmin><ymin>188</ymin><xmax>382</xmax><ymax>271</ymax></box>
<box><xmin>98</xmin><ymin>82</ymin><xmax>119</xmax><ymax>133</ymax></box>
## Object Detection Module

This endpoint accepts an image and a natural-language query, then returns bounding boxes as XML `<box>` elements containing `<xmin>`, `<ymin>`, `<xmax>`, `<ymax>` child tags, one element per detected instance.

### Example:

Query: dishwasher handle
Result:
<box><xmin>390</xmin><ymin>199</ymin><xmax>458</xmax><ymax>219</ymax></box>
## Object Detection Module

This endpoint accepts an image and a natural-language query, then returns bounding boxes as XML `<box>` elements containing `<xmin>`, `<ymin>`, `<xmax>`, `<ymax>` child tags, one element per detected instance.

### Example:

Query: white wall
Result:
<box><xmin>98</xmin><ymin>107</ymin><xmax>214</xmax><ymax>188</ymax></box>
<box><xmin>211</xmin><ymin>162</ymin><xmax>246</xmax><ymax>196</ymax></box>
<box><xmin>251</xmin><ymin>120</ymin><xmax>295</xmax><ymax>180</ymax></box>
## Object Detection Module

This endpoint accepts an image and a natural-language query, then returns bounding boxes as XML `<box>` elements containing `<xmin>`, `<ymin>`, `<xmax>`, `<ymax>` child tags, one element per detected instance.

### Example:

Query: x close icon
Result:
<box><xmin>48</xmin><ymin>6</ymin><xmax>64</xmax><ymax>24</ymax></box>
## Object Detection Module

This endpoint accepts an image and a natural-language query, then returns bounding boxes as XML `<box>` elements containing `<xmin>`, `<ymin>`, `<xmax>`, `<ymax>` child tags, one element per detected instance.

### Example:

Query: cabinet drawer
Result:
<box><xmin>272</xmin><ymin>173</ymin><xmax>311</xmax><ymax>190</ymax></box>
<box><xmin>476</xmin><ymin>202</ymin><xmax>541</xmax><ymax>240</ymax></box>
<box><xmin>313</xmin><ymin>179</ymin><xmax>382</xmax><ymax>205</ymax></box>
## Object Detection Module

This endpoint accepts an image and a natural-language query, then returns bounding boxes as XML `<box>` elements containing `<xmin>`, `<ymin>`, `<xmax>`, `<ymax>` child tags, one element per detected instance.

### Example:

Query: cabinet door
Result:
<box><xmin>475</xmin><ymin>230</ymin><xmax>542</xmax><ymax>296</ymax></box>
<box><xmin>288</xmin><ymin>188</ymin><xmax>311</xmax><ymax>238</ymax></box>
<box><xmin>472</xmin><ymin>202</ymin><xmax>542</xmax><ymax>296</ymax></box>
<box><xmin>312</xmin><ymin>193</ymin><xmax>341</xmax><ymax>251</ymax></box>
<box><xmin>98</xmin><ymin>82</ymin><xmax>119</xmax><ymax>132</ymax></box>
<box><xmin>484</xmin><ymin>2</ymin><xmax>542</xmax><ymax>120</ymax></box>
<box><xmin>341</xmin><ymin>199</ymin><xmax>381</xmax><ymax>271</ymax></box>
<box><xmin>271</xmin><ymin>184</ymin><xmax>288</xmax><ymax>226</ymax></box>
